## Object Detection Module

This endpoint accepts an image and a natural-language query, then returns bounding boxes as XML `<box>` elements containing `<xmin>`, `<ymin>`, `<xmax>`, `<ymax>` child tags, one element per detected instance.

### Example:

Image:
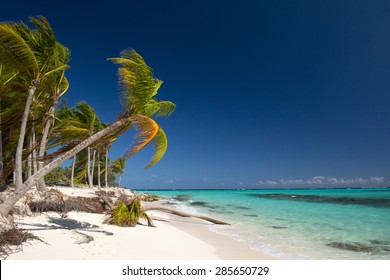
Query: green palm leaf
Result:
<box><xmin>108</xmin><ymin>49</ymin><xmax>163</xmax><ymax>113</ymax></box>
<box><xmin>0</xmin><ymin>23</ymin><xmax>38</xmax><ymax>76</ymax></box>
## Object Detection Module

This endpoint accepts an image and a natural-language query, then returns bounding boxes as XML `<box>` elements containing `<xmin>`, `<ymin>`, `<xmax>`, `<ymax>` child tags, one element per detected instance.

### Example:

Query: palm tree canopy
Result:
<box><xmin>111</xmin><ymin>156</ymin><xmax>126</xmax><ymax>176</ymax></box>
<box><xmin>108</xmin><ymin>49</ymin><xmax>175</xmax><ymax>117</ymax></box>
<box><xmin>109</xmin><ymin>49</ymin><xmax>175</xmax><ymax>169</ymax></box>
<box><xmin>0</xmin><ymin>16</ymin><xmax>70</xmax><ymax>82</ymax></box>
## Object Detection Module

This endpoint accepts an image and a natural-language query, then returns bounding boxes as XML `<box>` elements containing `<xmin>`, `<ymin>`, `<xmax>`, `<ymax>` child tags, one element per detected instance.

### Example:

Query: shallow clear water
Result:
<box><xmin>145</xmin><ymin>188</ymin><xmax>390</xmax><ymax>259</ymax></box>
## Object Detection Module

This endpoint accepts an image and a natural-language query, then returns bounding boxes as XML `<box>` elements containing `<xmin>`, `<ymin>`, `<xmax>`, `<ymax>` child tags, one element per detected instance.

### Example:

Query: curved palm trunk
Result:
<box><xmin>87</xmin><ymin>147</ymin><xmax>92</xmax><ymax>188</ymax></box>
<box><xmin>32</xmin><ymin>126</ymin><xmax>37</xmax><ymax>174</ymax></box>
<box><xmin>27</xmin><ymin>127</ymin><xmax>36</xmax><ymax>179</ymax></box>
<box><xmin>37</xmin><ymin>106</ymin><xmax>55</xmax><ymax>191</ymax></box>
<box><xmin>70</xmin><ymin>155</ymin><xmax>76</xmax><ymax>188</ymax></box>
<box><xmin>14</xmin><ymin>85</ymin><xmax>36</xmax><ymax>188</ymax></box>
<box><xmin>0</xmin><ymin>117</ymin><xmax>129</xmax><ymax>216</ymax></box>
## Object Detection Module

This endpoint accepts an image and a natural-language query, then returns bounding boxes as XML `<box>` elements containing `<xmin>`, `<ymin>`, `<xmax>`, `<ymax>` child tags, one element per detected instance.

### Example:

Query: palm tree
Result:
<box><xmin>110</xmin><ymin>157</ymin><xmax>126</xmax><ymax>187</ymax></box>
<box><xmin>104</xmin><ymin>197</ymin><xmax>154</xmax><ymax>227</ymax></box>
<box><xmin>0</xmin><ymin>49</ymin><xmax>175</xmax><ymax>219</ymax></box>
<box><xmin>102</xmin><ymin>139</ymin><xmax>114</xmax><ymax>188</ymax></box>
<box><xmin>0</xmin><ymin>16</ymin><xmax>69</xmax><ymax>188</ymax></box>
<box><xmin>36</xmin><ymin>51</ymin><xmax>70</xmax><ymax>190</ymax></box>
<box><xmin>49</xmin><ymin>101</ymin><xmax>101</xmax><ymax>187</ymax></box>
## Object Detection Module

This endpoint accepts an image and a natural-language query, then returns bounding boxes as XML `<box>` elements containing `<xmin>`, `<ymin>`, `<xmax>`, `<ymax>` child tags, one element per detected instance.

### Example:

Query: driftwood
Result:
<box><xmin>141</xmin><ymin>205</ymin><xmax>230</xmax><ymax>225</ymax></box>
<box><xmin>95</xmin><ymin>191</ymin><xmax>114</xmax><ymax>210</ymax></box>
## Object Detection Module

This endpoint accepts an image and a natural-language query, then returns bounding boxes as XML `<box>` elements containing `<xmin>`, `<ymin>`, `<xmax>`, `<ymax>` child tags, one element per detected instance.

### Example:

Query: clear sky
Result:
<box><xmin>2</xmin><ymin>0</ymin><xmax>390</xmax><ymax>189</ymax></box>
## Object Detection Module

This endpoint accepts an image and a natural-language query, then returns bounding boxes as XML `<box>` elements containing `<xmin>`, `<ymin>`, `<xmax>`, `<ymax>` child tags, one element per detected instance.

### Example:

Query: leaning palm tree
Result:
<box><xmin>0</xmin><ymin>16</ymin><xmax>69</xmax><ymax>188</ymax></box>
<box><xmin>110</xmin><ymin>157</ymin><xmax>126</xmax><ymax>187</ymax></box>
<box><xmin>0</xmin><ymin>49</ymin><xmax>175</xmax><ymax>218</ymax></box>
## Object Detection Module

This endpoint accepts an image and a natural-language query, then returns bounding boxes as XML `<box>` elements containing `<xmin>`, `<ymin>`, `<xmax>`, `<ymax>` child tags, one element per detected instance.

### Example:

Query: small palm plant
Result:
<box><xmin>104</xmin><ymin>197</ymin><xmax>155</xmax><ymax>227</ymax></box>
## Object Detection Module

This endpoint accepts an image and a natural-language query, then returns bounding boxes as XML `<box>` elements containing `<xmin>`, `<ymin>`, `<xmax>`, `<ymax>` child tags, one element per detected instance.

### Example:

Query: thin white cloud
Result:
<box><xmin>370</xmin><ymin>177</ymin><xmax>385</xmax><ymax>183</ymax></box>
<box><xmin>255</xmin><ymin>176</ymin><xmax>385</xmax><ymax>186</ymax></box>
<box><xmin>166</xmin><ymin>178</ymin><xmax>180</xmax><ymax>184</ymax></box>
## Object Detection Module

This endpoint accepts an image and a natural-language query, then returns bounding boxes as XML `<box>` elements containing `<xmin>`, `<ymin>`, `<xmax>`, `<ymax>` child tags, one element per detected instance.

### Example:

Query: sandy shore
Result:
<box><xmin>7</xmin><ymin>211</ymin><xmax>273</xmax><ymax>260</ymax></box>
<box><xmin>5</xmin><ymin>187</ymin><xmax>274</xmax><ymax>260</ymax></box>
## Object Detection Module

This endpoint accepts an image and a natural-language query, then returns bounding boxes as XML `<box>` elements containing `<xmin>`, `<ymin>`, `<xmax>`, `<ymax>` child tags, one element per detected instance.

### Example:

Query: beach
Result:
<box><xmin>5</xmin><ymin>186</ymin><xmax>390</xmax><ymax>260</ymax></box>
<box><xmin>6</xmin><ymin>187</ymin><xmax>273</xmax><ymax>260</ymax></box>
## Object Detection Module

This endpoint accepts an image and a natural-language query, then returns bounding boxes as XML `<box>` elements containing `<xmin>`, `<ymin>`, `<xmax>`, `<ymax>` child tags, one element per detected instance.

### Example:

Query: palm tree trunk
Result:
<box><xmin>0</xmin><ymin>117</ymin><xmax>129</xmax><ymax>216</ymax></box>
<box><xmin>70</xmin><ymin>155</ymin><xmax>76</xmax><ymax>188</ymax></box>
<box><xmin>87</xmin><ymin>147</ymin><xmax>92</xmax><ymax>188</ymax></box>
<box><xmin>91</xmin><ymin>149</ymin><xmax>96</xmax><ymax>187</ymax></box>
<box><xmin>14</xmin><ymin>85</ymin><xmax>36</xmax><ymax>188</ymax></box>
<box><xmin>97</xmin><ymin>153</ymin><xmax>101</xmax><ymax>188</ymax></box>
<box><xmin>32</xmin><ymin>125</ymin><xmax>37</xmax><ymax>174</ymax></box>
<box><xmin>27</xmin><ymin>152</ymin><xmax>32</xmax><ymax>179</ymax></box>
<box><xmin>118</xmin><ymin>175</ymin><xmax>122</xmax><ymax>188</ymax></box>
<box><xmin>37</xmin><ymin>108</ymin><xmax>54</xmax><ymax>191</ymax></box>
<box><xmin>105</xmin><ymin>149</ymin><xmax>109</xmax><ymax>188</ymax></box>
<box><xmin>27</xmin><ymin>130</ymin><xmax>33</xmax><ymax>179</ymax></box>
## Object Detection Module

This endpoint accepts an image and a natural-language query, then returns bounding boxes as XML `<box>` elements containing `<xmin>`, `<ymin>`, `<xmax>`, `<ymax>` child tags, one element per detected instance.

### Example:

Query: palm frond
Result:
<box><xmin>108</xmin><ymin>49</ymin><xmax>162</xmax><ymax>113</ymax></box>
<box><xmin>141</xmin><ymin>100</ymin><xmax>175</xmax><ymax>117</ymax></box>
<box><xmin>0</xmin><ymin>23</ymin><xmax>38</xmax><ymax>75</ymax></box>
<box><xmin>43</xmin><ymin>64</ymin><xmax>69</xmax><ymax>77</ymax></box>
<box><xmin>111</xmin><ymin>157</ymin><xmax>126</xmax><ymax>175</ymax></box>
<box><xmin>154</xmin><ymin>101</ymin><xmax>176</xmax><ymax>117</ymax></box>
<box><xmin>104</xmin><ymin>198</ymin><xmax>154</xmax><ymax>227</ymax></box>
<box><xmin>58</xmin><ymin>75</ymin><xmax>69</xmax><ymax>97</ymax></box>
<box><xmin>124</xmin><ymin>114</ymin><xmax>159</xmax><ymax>160</ymax></box>
<box><xmin>145</xmin><ymin>128</ymin><xmax>168</xmax><ymax>169</ymax></box>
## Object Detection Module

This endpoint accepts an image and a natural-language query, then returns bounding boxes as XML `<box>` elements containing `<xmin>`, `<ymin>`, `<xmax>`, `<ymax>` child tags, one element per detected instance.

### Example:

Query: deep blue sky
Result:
<box><xmin>3</xmin><ymin>0</ymin><xmax>390</xmax><ymax>189</ymax></box>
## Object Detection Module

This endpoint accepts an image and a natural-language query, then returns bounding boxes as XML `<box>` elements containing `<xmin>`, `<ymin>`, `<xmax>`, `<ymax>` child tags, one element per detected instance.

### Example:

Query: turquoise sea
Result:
<box><xmin>145</xmin><ymin>188</ymin><xmax>390</xmax><ymax>259</ymax></box>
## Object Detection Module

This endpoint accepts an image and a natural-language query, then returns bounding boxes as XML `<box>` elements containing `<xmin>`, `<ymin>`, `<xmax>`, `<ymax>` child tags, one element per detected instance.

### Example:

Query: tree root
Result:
<box><xmin>0</xmin><ymin>222</ymin><xmax>39</xmax><ymax>259</ymax></box>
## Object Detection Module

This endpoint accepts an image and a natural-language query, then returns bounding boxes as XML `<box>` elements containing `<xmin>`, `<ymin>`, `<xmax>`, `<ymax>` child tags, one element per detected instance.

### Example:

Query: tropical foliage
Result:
<box><xmin>0</xmin><ymin>16</ymin><xmax>175</xmax><ymax>218</ymax></box>
<box><xmin>104</xmin><ymin>197</ymin><xmax>154</xmax><ymax>227</ymax></box>
<box><xmin>110</xmin><ymin>157</ymin><xmax>126</xmax><ymax>187</ymax></box>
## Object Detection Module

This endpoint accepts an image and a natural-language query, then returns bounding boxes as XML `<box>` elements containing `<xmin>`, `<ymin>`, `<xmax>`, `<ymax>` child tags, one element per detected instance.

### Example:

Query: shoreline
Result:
<box><xmin>6</xmin><ymin>210</ymin><xmax>274</xmax><ymax>260</ymax></box>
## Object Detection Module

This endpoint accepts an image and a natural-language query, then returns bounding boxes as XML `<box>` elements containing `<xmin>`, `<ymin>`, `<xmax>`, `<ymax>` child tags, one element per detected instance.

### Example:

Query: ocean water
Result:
<box><xmin>145</xmin><ymin>188</ymin><xmax>390</xmax><ymax>259</ymax></box>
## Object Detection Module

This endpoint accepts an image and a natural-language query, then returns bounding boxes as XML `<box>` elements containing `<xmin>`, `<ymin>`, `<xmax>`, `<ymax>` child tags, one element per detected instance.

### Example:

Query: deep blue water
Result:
<box><xmin>144</xmin><ymin>188</ymin><xmax>390</xmax><ymax>259</ymax></box>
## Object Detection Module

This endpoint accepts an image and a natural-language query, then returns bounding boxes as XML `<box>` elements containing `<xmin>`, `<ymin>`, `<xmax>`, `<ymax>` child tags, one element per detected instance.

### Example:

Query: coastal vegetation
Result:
<box><xmin>104</xmin><ymin>198</ymin><xmax>155</xmax><ymax>227</ymax></box>
<box><xmin>0</xmin><ymin>16</ymin><xmax>229</xmax><ymax>258</ymax></box>
<box><xmin>0</xmin><ymin>16</ymin><xmax>175</xmax><ymax>231</ymax></box>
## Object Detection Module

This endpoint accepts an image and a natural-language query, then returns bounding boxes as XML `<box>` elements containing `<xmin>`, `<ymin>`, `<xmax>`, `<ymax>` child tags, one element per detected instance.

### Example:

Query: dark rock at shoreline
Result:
<box><xmin>326</xmin><ymin>242</ymin><xmax>378</xmax><ymax>253</ymax></box>
<box><xmin>250</xmin><ymin>193</ymin><xmax>390</xmax><ymax>208</ymax></box>
<box><xmin>162</xmin><ymin>201</ymin><xmax>178</xmax><ymax>206</ymax></box>
<box><xmin>174</xmin><ymin>194</ymin><xmax>192</xmax><ymax>201</ymax></box>
<box><xmin>272</xmin><ymin>226</ymin><xmax>288</xmax><ymax>229</ymax></box>
<box><xmin>190</xmin><ymin>201</ymin><xmax>218</xmax><ymax>209</ymax></box>
<box><xmin>236</xmin><ymin>206</ymin><xmax>251</xmax><ymax>210</ymax></box>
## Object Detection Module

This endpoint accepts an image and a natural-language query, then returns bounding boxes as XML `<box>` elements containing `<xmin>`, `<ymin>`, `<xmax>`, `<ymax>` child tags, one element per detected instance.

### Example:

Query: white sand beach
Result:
<box><xmin>6</xmin><ymin>187</ymin><xmax>274</xmax><ymax>260</ymax></box>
